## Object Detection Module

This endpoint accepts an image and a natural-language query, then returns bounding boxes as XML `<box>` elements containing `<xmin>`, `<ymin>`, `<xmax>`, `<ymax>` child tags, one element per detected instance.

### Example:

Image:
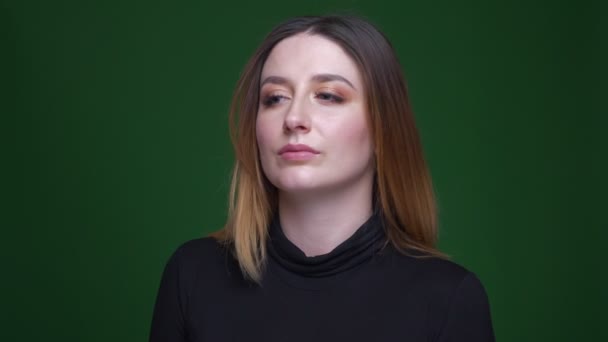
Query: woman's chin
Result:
<box><xmin>274</xmin><ymin>180</ymin><xmax>320</xmax><ymax>194</ymax></box>
<box><xmin>268</xmin><ymin>170</ymin><xmax>319</xmax><ymax>190</ymax></box>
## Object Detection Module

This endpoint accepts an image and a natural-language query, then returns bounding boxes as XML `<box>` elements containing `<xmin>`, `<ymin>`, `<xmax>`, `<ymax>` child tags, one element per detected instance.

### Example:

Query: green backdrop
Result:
<box><xmin>3</xmin><ymin>0</ymin><xmax>606</xmax><ymax>341</ymax></box>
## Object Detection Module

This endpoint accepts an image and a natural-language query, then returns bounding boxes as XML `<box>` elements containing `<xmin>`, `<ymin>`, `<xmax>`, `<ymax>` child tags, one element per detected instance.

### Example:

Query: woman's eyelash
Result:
<box><xmin>262</xmin><ymin>94</ymin><xmax>288</xmax><ymax>107</ymax></box>
<box><xmin>315</xmin><ymin>92</ymin><xmax>344</xmax><ymax>103</ymax></box>
<box><xmin>261</xmin><ymin>92</ymin><xmax>344</xmax><ymax>107</ymax></box>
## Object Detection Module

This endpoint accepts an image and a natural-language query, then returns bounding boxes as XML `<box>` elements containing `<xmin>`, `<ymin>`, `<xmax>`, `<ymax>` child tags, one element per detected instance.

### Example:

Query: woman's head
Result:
<box><xmin>216</xmin><ymin>15</ymin><xmax>441</xmax><ymax>282</ymax></box>
<box><xmin>256</xmin><ymin>33</ymin><xmax>374</xmax><ymax>198</ymax></box>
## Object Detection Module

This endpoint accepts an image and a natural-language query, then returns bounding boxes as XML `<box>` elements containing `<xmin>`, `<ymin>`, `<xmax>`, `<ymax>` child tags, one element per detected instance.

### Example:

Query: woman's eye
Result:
<box><xmin>262</xmin><ymin>94</ymin><xmax>288</xmax><ymax>107</ymax></box>
<box><xmin>315</xmin><ymin>92</ymin><xmax>344</xmax><ymax>103</ymax></box>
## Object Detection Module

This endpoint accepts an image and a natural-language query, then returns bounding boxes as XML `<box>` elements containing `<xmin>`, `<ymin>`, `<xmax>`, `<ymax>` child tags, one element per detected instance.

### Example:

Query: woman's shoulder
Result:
<box><xmin>383</xmin><ymin>246</ymin><xmax>490</xmax><ymax>304</ymax></box>
<box><xmin>167</xmin><ymin>236</ymin><xmax>233</xmax><ymax>269</ymax></box>
<box><xmin>159</xmin><ymin>236</ymin><xmax>240</xmax><ymax>284</ymax></box>
<box><xmin>383</xmin><ymin>247</ymin><xmax>494</xmax><ymax>338</ymax></box>
<box><xmin>174</xmin><ymin>236</ymin><xmax>228</xmax><ymax>257</ymax></box>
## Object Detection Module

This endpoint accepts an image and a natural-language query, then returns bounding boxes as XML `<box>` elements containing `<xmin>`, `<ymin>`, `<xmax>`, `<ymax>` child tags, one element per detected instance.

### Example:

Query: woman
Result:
<box><xmin>150</xmin><ymin>15</ymin><xmax>495</xmax><ymax>341</ymax></box>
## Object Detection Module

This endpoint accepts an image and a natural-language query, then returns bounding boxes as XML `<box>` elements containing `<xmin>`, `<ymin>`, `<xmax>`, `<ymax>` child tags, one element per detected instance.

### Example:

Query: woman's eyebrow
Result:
<box><xmin>260</xmin><ymin>74</ymin><xmax>356</xmax><ymax>90</ymax></box>
<box><xmin>311</xmin><ymin>74</ymin><xmax>356</xmax><ymax>90</ymax></box>
<box><xmin>260</xmin><ymin>76</ymin><xmax>290</xmax><ymax>87</ymax></box>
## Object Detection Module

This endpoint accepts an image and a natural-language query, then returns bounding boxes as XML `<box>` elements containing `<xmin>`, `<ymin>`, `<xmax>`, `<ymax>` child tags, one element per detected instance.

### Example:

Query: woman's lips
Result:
<box><xmin>278</xmin><ymin>144</ymin><xmax>320</xmax><ymax>161</ymax></box>
<box><xmin>280</xmin><ymin>151</ymin><xmax>318</xmax><ymax>161</ymax></box>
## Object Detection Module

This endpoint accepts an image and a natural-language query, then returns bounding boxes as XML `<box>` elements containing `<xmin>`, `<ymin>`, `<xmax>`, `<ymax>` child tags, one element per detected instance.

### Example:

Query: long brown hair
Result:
<box><xmin>213</xmin><ymin>15</ymin><xmax>444</xmax><ymax>283</ymax></box>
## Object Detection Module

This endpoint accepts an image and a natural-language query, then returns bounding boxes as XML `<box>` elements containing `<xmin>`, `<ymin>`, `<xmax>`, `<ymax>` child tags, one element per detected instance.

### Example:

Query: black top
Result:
<box><xmin>150</xmin><ymin>214</ymin><xmax>495</xmax><ymax>341</ymax></box>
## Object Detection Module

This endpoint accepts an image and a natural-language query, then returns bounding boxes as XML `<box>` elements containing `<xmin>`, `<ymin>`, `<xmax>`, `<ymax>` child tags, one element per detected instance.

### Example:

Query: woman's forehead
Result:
<box><xmin>260</xmin><ymin>33</ymin><xmax>363</xmax><ymax>87</ymax></box>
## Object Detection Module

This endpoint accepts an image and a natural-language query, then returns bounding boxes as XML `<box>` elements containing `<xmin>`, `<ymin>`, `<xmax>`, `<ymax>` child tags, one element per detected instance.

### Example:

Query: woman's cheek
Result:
<box><xmin>256</xmin><ymin>117</ymin><xmax>280</xmax><ymax>169</ymax></box>
<box><xmin>256</xmin><ymin>117</ymin><xmax>271</xmax><ymax>151</ymax></box>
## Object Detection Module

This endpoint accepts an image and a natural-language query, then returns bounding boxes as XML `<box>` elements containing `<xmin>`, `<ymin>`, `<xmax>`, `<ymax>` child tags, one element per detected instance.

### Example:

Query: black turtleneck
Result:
<box><xmin>150</xmin><ymin>214</ymin><xmax>495</xmax><ymax>341</ymax></box>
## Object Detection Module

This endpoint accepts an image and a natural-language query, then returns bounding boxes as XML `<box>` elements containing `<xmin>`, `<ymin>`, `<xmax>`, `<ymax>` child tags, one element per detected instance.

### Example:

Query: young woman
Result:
<box><xmin>150</xmin><ymin>15</ymin><xmax>495</xmax><ymax>342</ymax></box>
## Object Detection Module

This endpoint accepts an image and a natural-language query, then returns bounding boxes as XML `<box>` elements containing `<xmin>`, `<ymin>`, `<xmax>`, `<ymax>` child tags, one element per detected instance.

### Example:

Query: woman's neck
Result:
<box><xmin>278</xmin><ymin>181</ymin><xmax>374</xmax><ymax>257</ymax></box>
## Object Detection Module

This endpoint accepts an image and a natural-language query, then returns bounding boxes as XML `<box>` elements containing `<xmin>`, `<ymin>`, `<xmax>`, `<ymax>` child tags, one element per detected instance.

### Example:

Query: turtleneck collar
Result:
<box><xmin>267</xmin><ymin>212</ymin><xmax>387</xmax><ymax>278</ymax></box>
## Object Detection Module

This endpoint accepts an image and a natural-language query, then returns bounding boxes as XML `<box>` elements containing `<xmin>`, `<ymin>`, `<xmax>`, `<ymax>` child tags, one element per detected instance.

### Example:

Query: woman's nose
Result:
<box><xmin>283</xmin><ymin>96</ymin><xmax>311</xmax><ymax>134</ymax></box>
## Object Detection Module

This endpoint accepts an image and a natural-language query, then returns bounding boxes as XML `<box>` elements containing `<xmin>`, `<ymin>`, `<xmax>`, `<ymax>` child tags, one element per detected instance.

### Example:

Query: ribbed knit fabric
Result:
<box><xmin>267</xmin><ymin>213</ymin><xmax>386</xmax><ymax>278</ymax></box>
<box><xmin>150</xmin><ymin>215</ymin><xmax>495</xmax><ymax>342</ymax></box>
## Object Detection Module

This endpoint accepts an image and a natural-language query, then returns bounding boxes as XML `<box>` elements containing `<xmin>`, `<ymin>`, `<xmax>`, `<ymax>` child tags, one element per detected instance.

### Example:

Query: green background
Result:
<box><xmin>3</xmin><ymin>0</ymin><xmax>606</xmax><ymax>341</ymax></box>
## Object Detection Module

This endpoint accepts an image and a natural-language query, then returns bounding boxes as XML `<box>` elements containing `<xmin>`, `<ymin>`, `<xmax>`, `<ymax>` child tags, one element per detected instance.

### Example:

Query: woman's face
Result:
<box><xmin>256</xmin><ymin>33</ymin><xmax>374</xmax><ymax>195</ymax></box>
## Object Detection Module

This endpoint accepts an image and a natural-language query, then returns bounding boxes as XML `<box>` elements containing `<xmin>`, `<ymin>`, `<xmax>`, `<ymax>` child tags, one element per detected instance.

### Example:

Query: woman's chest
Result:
<box><xmin>185</xmin><ymin>282</ymin><xmax>432</xmax><ymax>342</ymax></box>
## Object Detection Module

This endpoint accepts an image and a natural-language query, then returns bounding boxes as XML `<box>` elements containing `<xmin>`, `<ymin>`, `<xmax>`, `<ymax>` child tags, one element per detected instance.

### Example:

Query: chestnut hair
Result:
<box><xmin>213</xmin><ymin>15</ymin><xmax>444</xmax><ymax>283</ymax></box>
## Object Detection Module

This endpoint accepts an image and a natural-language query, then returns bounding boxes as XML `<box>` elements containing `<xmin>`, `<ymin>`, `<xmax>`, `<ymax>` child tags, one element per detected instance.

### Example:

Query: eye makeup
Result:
<box><xmin>259</xmin><ymin>83</ymin><xmax>352</xmax><ymax>108</ymax></box>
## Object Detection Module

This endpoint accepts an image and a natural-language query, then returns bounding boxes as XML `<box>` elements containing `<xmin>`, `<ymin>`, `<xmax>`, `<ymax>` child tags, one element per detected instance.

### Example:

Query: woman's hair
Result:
<box><xmin>212</xmin><ymin>15</ymin><xmax>443</xmax><ymax>282</ymax></box>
